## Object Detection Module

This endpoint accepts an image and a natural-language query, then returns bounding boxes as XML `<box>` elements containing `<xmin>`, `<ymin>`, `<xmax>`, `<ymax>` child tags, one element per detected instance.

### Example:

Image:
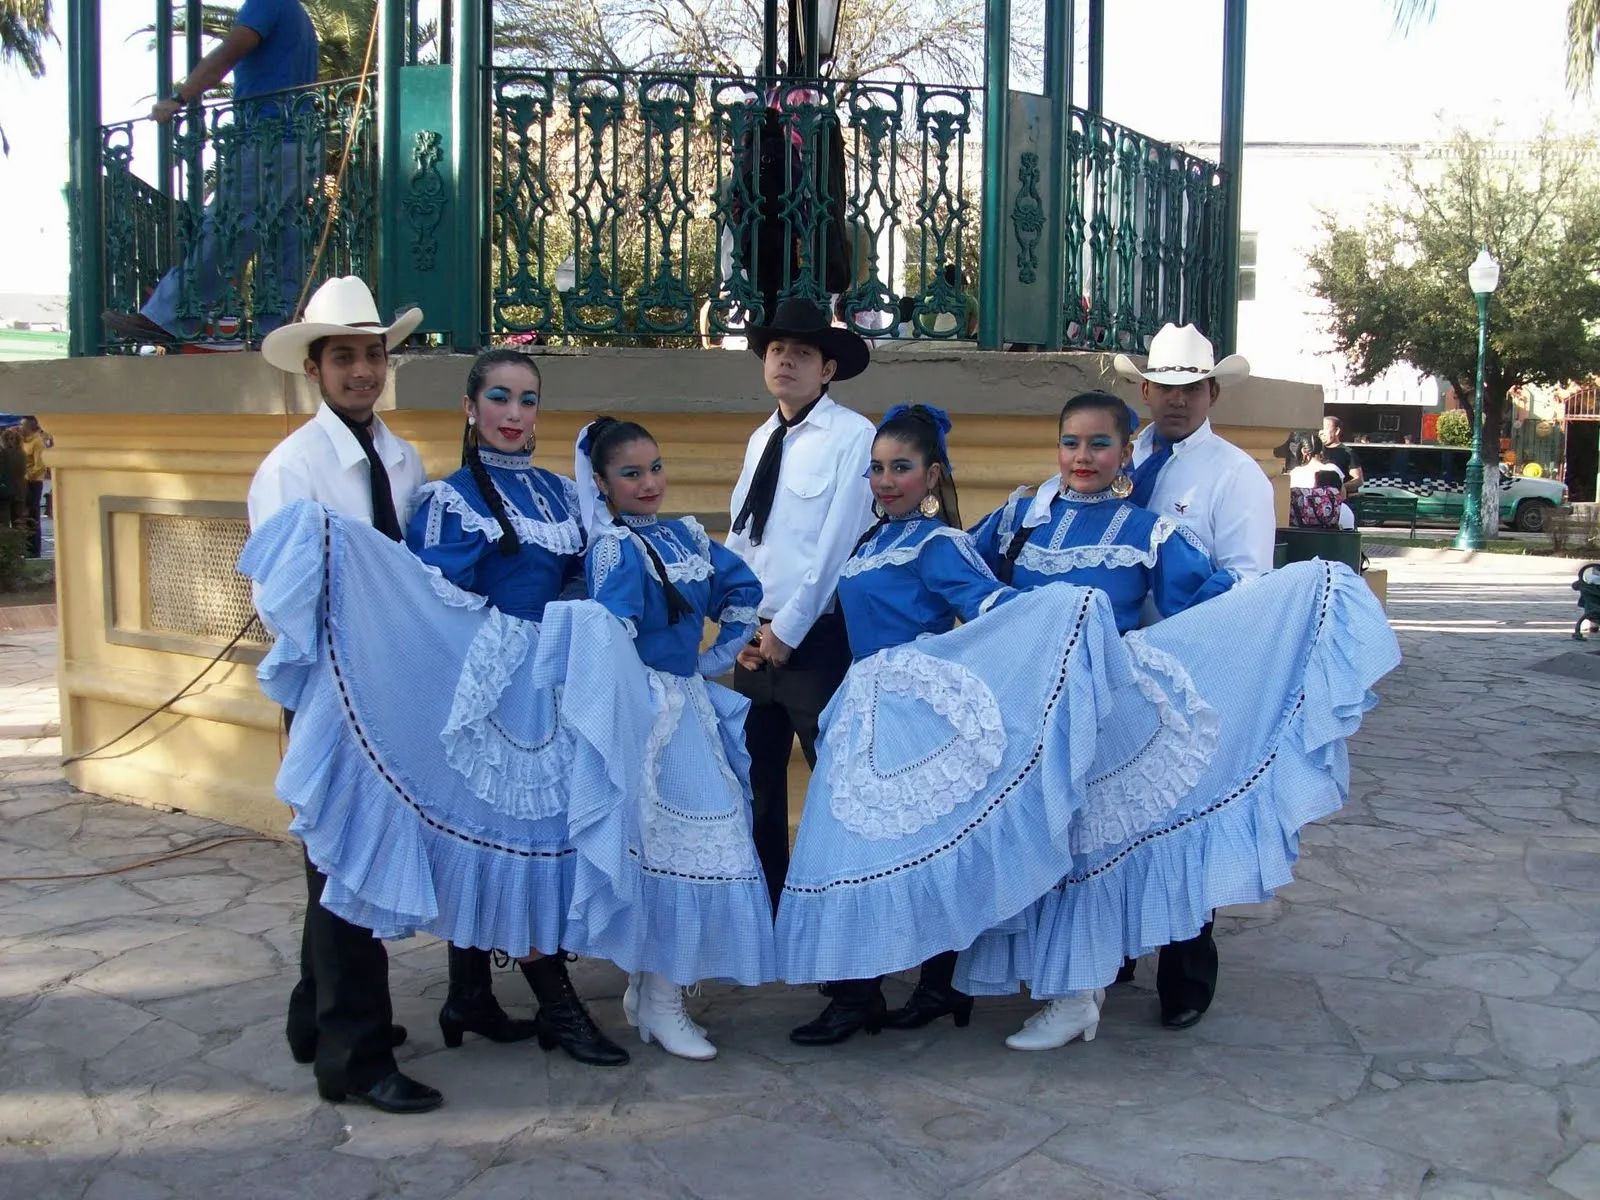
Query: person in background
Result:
<box><xmin>1320</xmin><ymin>416</ymin><xmax>1363</xmax><ymax>496</ymax></box>
<box><xmin>0</xmin><ymin>428</ymin><xmax>28</xmax><ymax>538</ymax></box>
<box><xmin>19</xmin><ymin>417</ymin><xmax>48</xmax><ymax>558</ymax></box>
<box><xmin>102</xmin><ymin>0</ymin><xmax>319</xmax><ymax>344</ymax></box>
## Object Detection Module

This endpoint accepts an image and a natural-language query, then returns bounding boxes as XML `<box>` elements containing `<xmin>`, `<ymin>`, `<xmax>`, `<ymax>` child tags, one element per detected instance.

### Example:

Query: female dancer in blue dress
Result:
<box><xmin>403</xmin><ymin>348</ymin><xmax>628</xmax><ymax>1067</ymax></box>
<box><xmin>960</xmin><ymin>388</ymin><xmax>1230</xmax><ymax>1049</ymax></box>
<box><xmin>774</xmin><ymin>402</ymin><xmax>1400</xmax><ymax>1049</ymax></box>
<box><xmin>529</xmin><ymin>416</ymin><xmax>775</xmax><ymax>1060</ymax></box>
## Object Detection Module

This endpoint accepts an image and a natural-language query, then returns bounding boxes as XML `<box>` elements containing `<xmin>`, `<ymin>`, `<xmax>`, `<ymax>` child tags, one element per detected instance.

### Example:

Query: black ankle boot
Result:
<box><xmin>789</xmin><ymin>978</ymin><xmax>887</xmax><ymax>1046</ymax></box>
<box><xmin>439</xmin><ymin>945</ymin><xmax>539</xmax><ymax>1048</ymax></box>
<box><xmin>883</xmin><ymin>952</ymin><xmax>974</xmax><ymax>1031</ymax></box>
<box><xmin>519</xmin><ymin>954</ymin><xmax>630</xmax><ymax>1067</ymax></box>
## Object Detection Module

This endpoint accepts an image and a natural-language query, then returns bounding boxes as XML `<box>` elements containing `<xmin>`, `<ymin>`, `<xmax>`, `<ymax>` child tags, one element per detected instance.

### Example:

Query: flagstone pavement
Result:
<box><xmin>3</xmin><ymin>553</ymin><xmax>1600</xmax><ymax>1200</ymax></box>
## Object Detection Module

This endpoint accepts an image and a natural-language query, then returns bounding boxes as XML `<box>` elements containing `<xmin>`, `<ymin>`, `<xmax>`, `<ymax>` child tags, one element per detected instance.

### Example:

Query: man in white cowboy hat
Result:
<box><xmin>248</xmin><ymin>275</ymin><xmax>440</xmax><ymax>1114</ymax></box>
<box><xmin>726</xmin><ymin>296</ymin><xmax>875</xmax><ymax>922</ymax></box>
<box><xmin>1112</xmin><ymin>321</ymin><xmax>1275</xmax><ymax>1032</ymax></box>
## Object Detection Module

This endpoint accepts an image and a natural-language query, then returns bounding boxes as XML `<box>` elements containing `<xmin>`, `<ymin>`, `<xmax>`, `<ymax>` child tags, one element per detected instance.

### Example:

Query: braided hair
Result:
<box><xmin>874</xmin><ymin>403</ymin><xmax>962</xmax><ymax>528</ymax></box>
<box><xmin>586</xmin><ymin>416</ymin><xmax>694</xmax><ymax>625</ymax></box>
<box><xmin>461</xmin><ymin>348</ymin><xmax>542</xmax><ymax>558</ymax></box>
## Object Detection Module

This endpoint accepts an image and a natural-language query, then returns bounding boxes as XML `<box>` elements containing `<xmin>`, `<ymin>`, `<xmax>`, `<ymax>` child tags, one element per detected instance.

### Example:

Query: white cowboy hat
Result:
<box><xmin>260</xmin><ymin>276</ymin><xmax>424</xmax><ymax>374</ymax></box>
<box><xmin>1113</xmin><ymin>322</ymin><xmax>1250</xmax><ymax>388</ymax></box>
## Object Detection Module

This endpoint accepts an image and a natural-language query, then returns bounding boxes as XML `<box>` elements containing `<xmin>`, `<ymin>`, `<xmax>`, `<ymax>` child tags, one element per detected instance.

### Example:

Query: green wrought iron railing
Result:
<box><xmin>1064</xmin><ymin>108</ymin><xmax>1228</xmax><ymax>354</ymax></box>
<box><xmin>86</xmin><ymin>69</ymin><xmax>1223</xmax><ymax>355</ymax></box>
<box><xmin>490</xmin><ymin>71</ymin><xmax>982</xmax><ymax>345</ymax></box>
<box><xmin>98</xmin><ymin>76</ymin><xmax>377</xmax><ymax>349</ymax></box>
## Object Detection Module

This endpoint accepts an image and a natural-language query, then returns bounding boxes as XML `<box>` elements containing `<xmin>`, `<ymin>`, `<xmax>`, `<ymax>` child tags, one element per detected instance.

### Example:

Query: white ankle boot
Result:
<box><xmin>624</xmin><ymin>972</ymin><xmax>706</xmax><ymax>1037</ymax></box>
<box><xmin>1004</xmin><ymin>989</ymin><xmax>1105</xmax><ymax>1051</ymax></box>
<box><xmin>634</xmin><ymin>972</ymin><xmax>717</xmax><ymax>1060</ymax></box>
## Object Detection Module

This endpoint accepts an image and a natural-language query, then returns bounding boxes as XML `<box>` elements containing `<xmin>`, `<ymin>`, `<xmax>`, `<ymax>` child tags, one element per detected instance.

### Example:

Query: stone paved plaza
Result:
<box><xmin>3</xmin><ymin>553</ymin><xmax>1599</xmax><ymax>1199</ymax></box>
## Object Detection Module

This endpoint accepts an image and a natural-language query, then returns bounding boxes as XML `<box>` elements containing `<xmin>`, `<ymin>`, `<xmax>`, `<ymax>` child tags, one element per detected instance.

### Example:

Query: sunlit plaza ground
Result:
<box><xmin>3</xmin><ymin>550</ymin><xmax>1599</xmax><ymax>1199</ymax></box>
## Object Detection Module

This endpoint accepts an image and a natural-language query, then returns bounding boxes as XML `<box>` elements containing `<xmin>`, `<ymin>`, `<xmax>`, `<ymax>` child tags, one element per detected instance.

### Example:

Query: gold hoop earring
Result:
<box><xmin>919</xmin><ymin>493</ymin><xmax>942</xmax><ymax>518</ymax></box>
<box><xmin>524</xmin><ymin>433</ymin><xmax>536</xmax><ymax>454</ymax></box>
<box><xmin>1110</xmin><ymin>474</ymin><xmax>1134</xmax><ymax>499</ymax></box>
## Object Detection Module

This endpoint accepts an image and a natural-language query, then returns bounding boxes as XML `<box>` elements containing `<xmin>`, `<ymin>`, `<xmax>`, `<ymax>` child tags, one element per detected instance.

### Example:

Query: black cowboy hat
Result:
<box><xmin>747</xmin><ymin>297</ymin><xmax>871</xmax><ymax>382</ymax></box>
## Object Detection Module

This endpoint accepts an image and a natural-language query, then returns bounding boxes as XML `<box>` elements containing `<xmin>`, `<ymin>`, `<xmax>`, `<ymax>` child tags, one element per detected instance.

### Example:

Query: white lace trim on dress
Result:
<box><xmin>440</xmin><ymin>608</ymin><xmax>575</xmax><ymax>820</ymax></box>
<box><xmin>824</xmin><ymin>646</ymin><xmax>1009</xmax><ymax>841</ymax></box>
<box><xmin>419</xmin><ymin>480</ymin><xmax>584</xmax><ymax>557</ymax></box>
<box><xmin>1013</xmin><ymin>515</ymin><xmax>1185</xmax><ymax>576</ymax></box>
<box><xmin>1071</xmin><ymin>631</ymin><xmax>1220</xmax><ymax>855</ymax></box>
<box><xmin>636</xmin><ymin>671</ymin><xmax>759</xmax><ymax>875</ymax></box>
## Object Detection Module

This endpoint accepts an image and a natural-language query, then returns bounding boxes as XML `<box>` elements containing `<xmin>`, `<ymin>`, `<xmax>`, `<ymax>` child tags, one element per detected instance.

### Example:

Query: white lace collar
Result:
<box><xmin>1022</xmin><ymin>474</ymin><xmax>1121</xmax><ymax>529</ymax></box>
<box><xmin>477</xmin><ymin>449</ymin><xmax>535</xmax><ymax>470</ymax></box>
<box><xmin>618</xmin><ymin>513</ymin><xmax>658</xmax><ymax>528</ymax></box>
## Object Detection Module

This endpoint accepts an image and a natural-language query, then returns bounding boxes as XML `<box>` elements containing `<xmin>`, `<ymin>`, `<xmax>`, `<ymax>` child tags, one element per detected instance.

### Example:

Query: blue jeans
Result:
<box><xmin>142</xmin><ymin>135</ymin><xmax>313</xmax><ymax>338</ymax></box>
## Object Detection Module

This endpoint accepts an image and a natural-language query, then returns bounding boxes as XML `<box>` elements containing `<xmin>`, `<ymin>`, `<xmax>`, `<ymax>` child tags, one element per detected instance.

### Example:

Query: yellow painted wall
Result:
<box><xmin>22</xmin><ymin>348</ymin><xmax>1317</xmax><ymax>836</ymax></box>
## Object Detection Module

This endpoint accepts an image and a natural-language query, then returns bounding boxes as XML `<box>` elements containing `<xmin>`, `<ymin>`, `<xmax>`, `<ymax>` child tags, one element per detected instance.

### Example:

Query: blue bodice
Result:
<box><xmin>405</xmin><ymin>452</ymin><xmax>585</xmax><ymax>622</ymax></box>
<box><xmin>969</xmin><ymin>479</ymin><xmax>1233</xmax><ymax>632</ymax></box>
<box><xmin>586</xmin><ymin>515</ymin><xmax>762</xmax><ymax>678</ymax></box>
<box><xmin>836</xmin><ymin>517</ymin><xmax>1012</xmax><ymax>660</ymax></box>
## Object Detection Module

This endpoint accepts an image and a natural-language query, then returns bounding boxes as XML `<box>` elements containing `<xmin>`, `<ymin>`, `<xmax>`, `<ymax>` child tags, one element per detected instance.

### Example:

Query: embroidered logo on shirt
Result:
<box><xmin>1173</xmin><ymin>502</ymin><xmax>1189</xmax><ymax>514</ymax></box>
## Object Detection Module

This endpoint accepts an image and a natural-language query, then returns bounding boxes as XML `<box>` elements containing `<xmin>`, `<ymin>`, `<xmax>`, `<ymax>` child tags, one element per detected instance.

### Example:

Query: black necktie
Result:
<box><xmin>340</xmin><ymin>414</ymin><xmax>403</xmax><ymax>542</ymax></box>
<box><xmin>732</xmin><ymin>396</ymin><xmax>822</xmax><ymax>546</ymax></box>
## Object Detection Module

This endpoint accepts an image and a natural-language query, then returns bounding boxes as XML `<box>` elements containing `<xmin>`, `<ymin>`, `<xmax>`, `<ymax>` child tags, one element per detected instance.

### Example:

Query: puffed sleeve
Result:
<box><xmin>967</xmin><ymin>485</ymin><xmax>1035</xmax><ymax>578</ymax></box>
<box><xmin>1151</xmin><ymin>518</ymin><xmax>1236</xmax><ymax>619</ymax></box>
<box><xmin>916</xmin><ymin>528</ymin><xmax>1015</xmax><ymax>623</ymax></box>
<box><xmin>698</xmin><ymin>539</ymin><xmax>764</xmax><ymax>677</ymax></box>
<box><xmin>586</xmin><ymin>526</ymin><xmax>647</xmax><ymax>638</ymax></box>
<box><xmin>405</xmin><ymin>484</ymin><xmax>492</xmax><ymax>595</ymax></box>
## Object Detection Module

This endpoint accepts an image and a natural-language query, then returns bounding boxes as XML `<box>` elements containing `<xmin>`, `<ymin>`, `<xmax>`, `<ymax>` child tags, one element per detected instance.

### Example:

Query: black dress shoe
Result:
<box><xmin>1162</xmin><ymin>1007</ymin><xmax>1205</xmax><ymax>1030</ymax></box>
<box><xmin>790</xmin><ymin>980</ymin><xmax>887</xmax><ymax>1046</ymax></box>
<box><xmin>289</xmin><ymin>1023</ymin><xmax>408</xmax><ymax>1065</ymax></box>
<box><xmin>318</xmin><ymin>1071</ymin><xmax>443</xmax><ymax>1114</ymax></box>
<box><xmin>1114</xmin><ymin>958</ymin><xmax>1139</xmax><ymax>985</ymax></box>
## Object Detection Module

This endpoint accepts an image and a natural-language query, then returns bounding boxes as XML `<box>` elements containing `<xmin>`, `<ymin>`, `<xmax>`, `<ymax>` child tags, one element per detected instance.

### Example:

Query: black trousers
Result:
<box><xmin>282</xmin><ymin>710</ymin><xmax>397</xmax><ymax>1091</ymax></box>
<box><xmin>1156</xmin><ymin>921</ymin><xmax>1218</xmax><ymax>1016</ymax></box>
<box><xmin>733</xmin><ymin>610</ymin><xmax>852</xmax><ymax>913</ymax></box>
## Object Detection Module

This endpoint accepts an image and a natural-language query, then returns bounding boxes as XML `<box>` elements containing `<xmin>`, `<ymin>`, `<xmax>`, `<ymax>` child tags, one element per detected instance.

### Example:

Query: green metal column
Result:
<box><xmin>449</xmin><ymin>0</ymin><xmax>486</xmax><ymax>347</ymax></box>
<box><xmin>67</xmin><ymin>0</ymin><xmax>103</xmax><ymax>356</ymax></box>
<box><xmin>763</xmin><ymin>0</ymin><xmax>779</xmax><ymax>77</ymax></box>
<box><xmin>1042</xmin><ymin>0</ymin><xmax>1074</xmax><ymax>350</ymax></box>
<box><xmin>977</xmin><ymin>0</ymin><xmax>1010</xmax><ymax>350</ymax></box>
<box><xmin>155</xmin><ymin>1</ymin><xmax>173</xmax><ymax>197</ymax></box>
<box><xmin>1087</xmin><ymin>0</ymin><xmax>1103</xmax><ymax>115</ymax></box>
<box><xmin>377</xmin><ymin>0</ymin><xmax>406</xmax><ymax>319</ymax></box>
<box><xmin>1218</xmin><ymin>0</ymin><xmax>1247</xmax><ymax>355</ymax></box>
<box><xmin>184</xmin><ymin>0</ymin><xmax>201</xmax><ymax>69</ymax></box>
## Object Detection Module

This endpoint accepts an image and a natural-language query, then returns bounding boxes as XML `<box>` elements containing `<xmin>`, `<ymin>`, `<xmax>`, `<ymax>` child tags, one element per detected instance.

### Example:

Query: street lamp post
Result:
<box><xmin>1455</xmin><ymin>247</ymin><xmax>1501</xmax><ymax>551</ymax></box>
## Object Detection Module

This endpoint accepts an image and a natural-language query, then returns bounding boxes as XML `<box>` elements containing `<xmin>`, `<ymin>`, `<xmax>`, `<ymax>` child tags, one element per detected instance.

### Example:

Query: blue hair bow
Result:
<box><xmin>880</xmin><ymin>403</ymin><xmax>954</xmax><ymax>463</ymax></box>
<box><xmin>1126</xmin><ymin>404</ymin><xmax>1141</xmax><ymax>437</ymax></box>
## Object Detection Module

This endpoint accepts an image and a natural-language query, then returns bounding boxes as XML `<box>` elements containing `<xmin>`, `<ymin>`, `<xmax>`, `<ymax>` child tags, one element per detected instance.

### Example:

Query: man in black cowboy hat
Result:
<box><xmin>726</xmin><ymin>298</ymin><xmax>876</xmax><ymax>910</ymax></box>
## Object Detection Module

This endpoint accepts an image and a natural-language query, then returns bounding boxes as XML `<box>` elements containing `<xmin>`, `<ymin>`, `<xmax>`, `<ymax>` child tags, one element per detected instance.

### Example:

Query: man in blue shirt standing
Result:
<box><xmin>103</xmin><ymin>0</ymin><xmax>319</xmax><ymax>344</ymax></box>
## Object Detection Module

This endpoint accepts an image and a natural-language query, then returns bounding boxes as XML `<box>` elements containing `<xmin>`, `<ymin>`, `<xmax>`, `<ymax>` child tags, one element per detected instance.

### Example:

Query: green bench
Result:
<box><xmin>1353</xmin><ymin>493</ymin><xmax>1419</xmax><ymax>539</ymax></box>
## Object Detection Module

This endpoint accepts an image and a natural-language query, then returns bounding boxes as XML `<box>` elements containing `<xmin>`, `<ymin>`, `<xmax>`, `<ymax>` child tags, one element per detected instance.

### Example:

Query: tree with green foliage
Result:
<box><xmin>1435</xmin><ymin>408</ymin><xmax>1471</xmax><ymax>447</ymax></box>
<box><xmin>0</xmin><ymin>0</ymin><xmax>55</xmax><ymax>154</ymax></box>
<box><xmin>1307</xmin><ymin>125</ymin><xmax>1600</xmax><ymax>535</ymax></box>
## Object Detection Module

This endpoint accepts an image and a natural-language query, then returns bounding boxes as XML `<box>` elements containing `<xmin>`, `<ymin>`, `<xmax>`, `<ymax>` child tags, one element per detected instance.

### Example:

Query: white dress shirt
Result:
<box><xmin>247</xmin><ymin>401</ymin><xmax>427</xmax><ymax>531</ymax></box>
<box><xmin>725</xmin><ymin>394</ymin><xmax>876</xmax><ymax>648</ymax></box>
<box><xmin>1131</xmin><ymin>418</ymin><xmax>1275</xmax><ymax>579</ymax></box>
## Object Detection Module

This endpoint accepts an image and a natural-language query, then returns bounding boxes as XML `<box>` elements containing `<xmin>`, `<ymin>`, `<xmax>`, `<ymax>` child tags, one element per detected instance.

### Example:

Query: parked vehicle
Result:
<box><xmin>1351</xmin><ymin>443</ymin><xmax>1568</xmax><ymax>533</ymax></box>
